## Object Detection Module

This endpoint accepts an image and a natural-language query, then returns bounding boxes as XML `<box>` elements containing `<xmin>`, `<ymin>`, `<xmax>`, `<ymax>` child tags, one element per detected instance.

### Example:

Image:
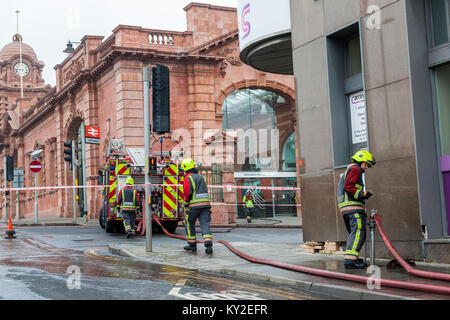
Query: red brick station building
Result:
<box><xmin>0</xmin><ymin>3</ymin><xmax>298</xmax><ymax>225</ymax></box>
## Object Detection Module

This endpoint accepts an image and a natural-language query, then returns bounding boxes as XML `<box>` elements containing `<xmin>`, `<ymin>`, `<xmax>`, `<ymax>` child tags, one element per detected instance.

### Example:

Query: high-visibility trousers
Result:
<box><xmin>343</xmin><ymin>211</ymin><xmax>367</xmax><ymax>257</ymax></box>
<box><xmin>122</xmin><ymin>210</ymin><xmax>136</xmax><ymax>233</ymax></box>
<box><xmin>185</xmin><ymin>207</ymin><xmax>212</xmax><ymax>246</ymax></box>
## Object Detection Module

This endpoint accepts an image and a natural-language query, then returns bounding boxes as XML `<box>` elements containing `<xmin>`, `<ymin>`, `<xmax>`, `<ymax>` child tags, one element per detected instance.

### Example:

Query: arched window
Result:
<box><xmin>222</xmin><ymin>89</ymin><xmax>286</xmax><ymax>171</ymax></box>
<box><xmin>282</xmin><ymin>132</ymin><xmax>296</xmax><ymax>172</ymax></box>
<box><xmin>222</xmin><ymin>89</ymin><xmax>285</xmax><ymax>131</ymax></box>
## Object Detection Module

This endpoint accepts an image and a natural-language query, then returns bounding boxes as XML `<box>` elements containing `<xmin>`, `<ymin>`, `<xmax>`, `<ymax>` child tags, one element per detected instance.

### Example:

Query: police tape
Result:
<box><xmin>0</xmin><ymin>183</ymin><xmax>300</xmax><ymax>193</ymax></box>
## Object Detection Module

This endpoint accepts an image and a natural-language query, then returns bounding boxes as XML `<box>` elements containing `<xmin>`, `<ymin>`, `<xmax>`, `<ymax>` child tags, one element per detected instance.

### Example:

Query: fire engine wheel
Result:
<box><xmin>163</xmin><ymin>221</ymin><xmax>179</xmax><ymax>234</ymax></box>
<box><xmin>105</xmin><ymin>220</ymin><xmax>115</xmax><ymax>233</ymax></box>
<box><xmin>99</xmin><ymin>207</ymin><xmax>106</xmax><ymax>229</ymax></box>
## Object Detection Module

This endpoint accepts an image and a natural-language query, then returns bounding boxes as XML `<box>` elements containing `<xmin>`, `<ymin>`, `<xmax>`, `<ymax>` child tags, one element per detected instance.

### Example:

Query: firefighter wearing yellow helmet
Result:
<box><xmin>337</xmin><ymin>150</ymin><xmax>376</xmax><ymax>269</ymax></box>
<box><xmin>116</xmin><ymin>176</ymin><xmax>140</xmax><ymax>238</ymax></box>
<box><xmin>181</xmin><ymin>158</ymin><xmax>213</xmax><ymax>254</ymax></box>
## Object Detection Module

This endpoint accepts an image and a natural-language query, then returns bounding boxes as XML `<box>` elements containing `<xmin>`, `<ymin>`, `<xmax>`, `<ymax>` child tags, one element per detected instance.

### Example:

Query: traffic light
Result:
<box><xmin>64</xmin><ymin>141</ymin><xmax>73</xmax><ymax>170</ymax></box>
<box><xmin>152</xmin><ymin>64</ymin><xmax>170</xmax><ymax>134</ymax></box>
<box><xmin>5</xmin><ymin>156</ymin><xmax>13</xmax><ymax>181</ymax></box>
<box><xmin>147</xmin><ymin>156</ymin><xmax>157</xmax><ymax>175</ymax></box>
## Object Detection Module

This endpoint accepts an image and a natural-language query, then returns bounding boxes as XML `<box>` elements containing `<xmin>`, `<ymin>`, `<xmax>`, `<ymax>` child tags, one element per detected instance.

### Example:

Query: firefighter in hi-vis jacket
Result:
<box><xmin>243</xmin><ymin>190</ymin><xmax>255</xmax><ymax>223</ymax></box>
<box><xmin>181</xmin><ymin>158</ymin><xmax>213</xmax><ymax>254</ymax></box>
<box><xmin>116</xmin><ymin>177</ymin><xmax>140</xmax><ymax>239</ymax></box>
<box><xmin>337</xmin><ymin>150</ymin><xmax>376</xmax><ymax>269</ymax></box>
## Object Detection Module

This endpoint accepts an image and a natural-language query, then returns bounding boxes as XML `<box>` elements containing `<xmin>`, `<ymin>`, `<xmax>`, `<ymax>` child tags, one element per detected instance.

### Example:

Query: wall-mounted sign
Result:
<box><xmin>349</xmin><ymin>91</ymin><xmax>368</xmax><ymax>145</ymax></box>
<box><xmin>237</xmin><ymin>0</ymin><xmax>291</xmax><ymax>52</ymax></box>
<box><xmin>13</xmin><ymin>169</ymin><xmax>24</xmax><ymax>188</ymax></box>
<box><xmin>85</xmin><ymin>125</ymin><xmax>100</xmax><ymax>144</ymax></box>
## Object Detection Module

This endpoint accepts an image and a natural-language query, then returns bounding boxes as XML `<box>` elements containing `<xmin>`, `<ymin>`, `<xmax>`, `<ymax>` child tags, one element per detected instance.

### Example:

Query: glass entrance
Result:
<box><xmin>272</xmin><ymin>177</ymin><xmax>297</xmax><ymax>216</ymax></box>
<box><xmin>236</xmin><ymin>177</ymin><xmax>297</xmax><ymax>219</ymax></box>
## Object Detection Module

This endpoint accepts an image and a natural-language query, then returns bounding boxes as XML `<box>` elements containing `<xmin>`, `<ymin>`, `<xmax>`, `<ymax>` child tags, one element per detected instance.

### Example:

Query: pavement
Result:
<box><xmin>2</xmin><ymin>216</ymin><xmax>450</xmax><ymax>300</ymax></box>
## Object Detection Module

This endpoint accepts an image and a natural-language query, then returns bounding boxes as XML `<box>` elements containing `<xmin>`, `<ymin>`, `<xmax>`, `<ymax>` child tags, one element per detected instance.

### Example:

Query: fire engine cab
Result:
<box><xmin>98</xmin><ymin>139</ymin><xmax>185</xmax><ymax>234</ymax></box>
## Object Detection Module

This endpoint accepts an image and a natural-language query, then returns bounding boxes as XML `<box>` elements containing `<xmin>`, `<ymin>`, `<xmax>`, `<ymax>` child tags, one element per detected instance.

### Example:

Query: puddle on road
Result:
<box><xmin>0</xmin><ymin>236</ymin><xmax>233</xmax><ymax>294</ymax></box>
<box><xmin>0</xmin><ymin>235</ymin><xmax>317</xmax><ymax>300</ymax></box>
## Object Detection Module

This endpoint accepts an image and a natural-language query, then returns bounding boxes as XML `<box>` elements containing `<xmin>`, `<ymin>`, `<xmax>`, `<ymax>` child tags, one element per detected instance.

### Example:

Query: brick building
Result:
<box><xmin>0</xmin><ymin>2</ymin><xmax>296</xmax><ymax>225</ymax></box>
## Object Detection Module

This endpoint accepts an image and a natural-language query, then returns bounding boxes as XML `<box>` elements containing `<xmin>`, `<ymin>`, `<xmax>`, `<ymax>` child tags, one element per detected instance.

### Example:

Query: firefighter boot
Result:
<box><xmin>126</xmin><ymin>230</ymin><xmax>133</xmax><ymax>239</ymax></box>
<box><xmin>344</xmin><ymin>259</ymin><xmax>367</xmax><ymax>269</ymax></box>
<box><xmin>205</xmin><ymin>243</ymin><xmax>213</xmax><ymax>255</ymax></box>
<box><xmin>247</xmin><ymin>216</ymin><xmax>252</xmax><ymax>223</ymax></box>
<box><xmin>184</xmin><ymin>243</ymin><xmax>197</xmax><ymax>252</ymax></box>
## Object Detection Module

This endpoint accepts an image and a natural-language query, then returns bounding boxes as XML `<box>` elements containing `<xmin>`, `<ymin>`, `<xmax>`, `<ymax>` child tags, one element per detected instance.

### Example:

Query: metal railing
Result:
<box><xmin>200</xmin><ymin>164</ymin><xmax>224</xmax><ymax>203</ymax></box>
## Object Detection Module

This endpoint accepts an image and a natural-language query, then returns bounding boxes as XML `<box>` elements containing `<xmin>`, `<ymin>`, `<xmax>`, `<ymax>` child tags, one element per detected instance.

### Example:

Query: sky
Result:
<box><xmin>0</xmin><ymin>0</ymin><xmax>238</xmax><ymax>86</ymax></box>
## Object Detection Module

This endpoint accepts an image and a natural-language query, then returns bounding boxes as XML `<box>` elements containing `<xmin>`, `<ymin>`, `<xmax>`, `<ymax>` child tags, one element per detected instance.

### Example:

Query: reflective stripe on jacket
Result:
<box><xmin>119</xmin><ymin>187</ymin><xmax>138</xmax><ymax>210</ymax></box>
<box><xmin>187</xmin><ymin>173</ymin><xmax>211</xmax><ymax>208</ymax></box>
<box><xmin>337</xmin><ymin>164</ymin><xmax>365</xmax><ymax>213</ymax></box>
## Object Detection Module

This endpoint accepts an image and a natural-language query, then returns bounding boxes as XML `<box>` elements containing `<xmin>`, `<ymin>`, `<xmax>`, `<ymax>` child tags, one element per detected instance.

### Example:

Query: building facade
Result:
<box><xmin>289</xmin><ymin>0</ymin><xmax>450</xmax><ymax>262</ymax></box>
<box><xmin>0</xmin><ymin>3</ymin><xmax>297</xmax><ymax>225</ymax></box>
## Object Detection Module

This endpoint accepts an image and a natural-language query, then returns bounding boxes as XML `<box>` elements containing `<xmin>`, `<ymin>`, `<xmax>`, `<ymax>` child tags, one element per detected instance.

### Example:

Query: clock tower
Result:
<box><xmin>0</xmin><ymin>33</ymin><xmax>51</xmax><ymax>150</ymax></box>
<box><xmin>0</xmin><ymin>33</ymin><xmax>48</xmax><ymax>92</ymax></box>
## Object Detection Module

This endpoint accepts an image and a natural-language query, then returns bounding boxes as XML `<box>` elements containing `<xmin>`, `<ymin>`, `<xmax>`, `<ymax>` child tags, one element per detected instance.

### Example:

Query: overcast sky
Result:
<box><xmin>0</xmin><ymin>0</ymin><xmax>238</xmax><ymax>86</ymax></box>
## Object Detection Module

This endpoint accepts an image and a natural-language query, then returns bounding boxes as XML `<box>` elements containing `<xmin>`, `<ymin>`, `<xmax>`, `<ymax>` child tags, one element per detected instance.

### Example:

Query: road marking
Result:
<box><xmin>84</xmin><ymin>248</ymin><xmax>119</xmax><ymax>262</ymax></box>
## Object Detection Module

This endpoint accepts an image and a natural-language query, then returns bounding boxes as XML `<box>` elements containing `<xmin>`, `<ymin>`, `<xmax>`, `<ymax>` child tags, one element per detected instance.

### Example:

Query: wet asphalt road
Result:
<box><xmin>0</xmin><ymin>225</ymin><xmax>324</xmax><ymax>301</ymax></box>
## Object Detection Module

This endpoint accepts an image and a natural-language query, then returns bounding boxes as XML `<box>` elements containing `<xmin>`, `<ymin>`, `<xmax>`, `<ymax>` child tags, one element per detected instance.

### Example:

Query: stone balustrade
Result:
<box><xmin>148</xmin><ymin>33</ymin><xmax>174</xmax><ymax>46</ymax></box>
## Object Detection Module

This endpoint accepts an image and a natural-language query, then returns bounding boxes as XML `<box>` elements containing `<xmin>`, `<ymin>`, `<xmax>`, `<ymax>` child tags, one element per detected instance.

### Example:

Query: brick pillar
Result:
<box><xmin>222</xmin><ymin>165</ymin><xmax>237</xmax><ymax>225</ymax></box>
<box><xmin>186</xmin><ymin>63</ymin><xmax>217</xmax><ymax>165</ymax></box>
<box><xmin>84</xmin><ymin>80</ymin><xmax>101</xmax><ymax>219</ymax></box>
<box><xmin>55</xmin><ymin>104</ymin><xmax>65</xmax><ymax>217</ymax></box>
<box><xmin>114</xmin><ymin>59</ymin><xmax>144</xmax><ymax>148</ymax></box>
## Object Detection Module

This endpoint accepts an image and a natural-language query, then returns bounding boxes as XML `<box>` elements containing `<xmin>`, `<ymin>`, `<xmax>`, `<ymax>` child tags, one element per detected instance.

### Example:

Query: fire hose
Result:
<box><xmin>151</xmin><ymin>214</ymin><xmax>450</xmax><ymax>296</ymax></box>
<box><xmin>373</xmin><ymin>214</ymin><xmax>450</xmax><ymax>282</ymax></box>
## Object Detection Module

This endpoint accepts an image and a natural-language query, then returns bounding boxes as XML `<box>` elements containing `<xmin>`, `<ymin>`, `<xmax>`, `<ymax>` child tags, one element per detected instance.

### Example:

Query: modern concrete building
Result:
<box><xmin>288</xmin><ymin>0</ymin><xmax>450</xmax><ymax>262</ymax></box>
<box><xmin>237</xmin><ymin>0</ymin><xmax>450</xmax><ymax>263</ymax></box>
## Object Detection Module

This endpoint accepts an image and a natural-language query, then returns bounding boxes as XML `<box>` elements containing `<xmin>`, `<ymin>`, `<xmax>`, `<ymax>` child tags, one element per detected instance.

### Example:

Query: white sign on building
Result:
<box><xmin>349</xmin><ymin>91</ymin><xmax>368</xmax><ymax>145</ymax></box>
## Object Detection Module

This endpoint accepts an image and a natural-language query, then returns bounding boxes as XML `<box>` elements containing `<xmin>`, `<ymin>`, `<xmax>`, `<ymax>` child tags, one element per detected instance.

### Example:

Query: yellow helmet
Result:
<box><xmin>181</xmin><ymin>158</ymin><xmax>196</xmax><ymax>172</ymax></box>
<box><xmin>351</xmin><ymin>150</ymin><xmax>376</xmax><ymax>167</ymax></box>
<box><xmin>126</xmin><ymin>177</ymin><xmax>135</xmax><ymax>185</ymax></box>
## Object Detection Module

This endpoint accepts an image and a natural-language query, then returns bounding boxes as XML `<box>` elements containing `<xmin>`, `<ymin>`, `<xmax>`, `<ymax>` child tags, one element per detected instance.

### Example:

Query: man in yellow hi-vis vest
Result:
<box><xmin>243</xmin><ymin>190</ymin><xmax>255</xmax><ymax>223</ymax></box>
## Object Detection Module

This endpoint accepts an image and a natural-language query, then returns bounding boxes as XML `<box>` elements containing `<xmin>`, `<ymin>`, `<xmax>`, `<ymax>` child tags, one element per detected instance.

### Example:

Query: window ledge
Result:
<box><xmin>428</xmin><ymin>43</ymin><xmax>450</xmax><ymax>67</ymax></box>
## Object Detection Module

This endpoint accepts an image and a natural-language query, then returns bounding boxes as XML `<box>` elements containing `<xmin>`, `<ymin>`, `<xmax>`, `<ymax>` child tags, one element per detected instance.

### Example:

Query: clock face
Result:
<box><xmin>13</xmin><ymin>62</ymin><xmax>30</xmax><ymax>77</ymax></box>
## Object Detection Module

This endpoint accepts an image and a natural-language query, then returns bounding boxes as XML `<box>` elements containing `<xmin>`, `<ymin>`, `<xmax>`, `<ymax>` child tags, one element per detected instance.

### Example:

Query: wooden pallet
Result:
<box><xmin>301</xmin><ymin>241</ymin><xmax>324</xmax><ymax>253</ymax></box>
<box><xmin>301</xmin><ymin>241</ymin><xmax>345</xmax><ymax>255</ymax></box>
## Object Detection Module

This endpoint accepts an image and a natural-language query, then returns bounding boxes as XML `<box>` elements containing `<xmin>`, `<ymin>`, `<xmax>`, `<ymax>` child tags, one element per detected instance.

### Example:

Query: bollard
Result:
<box><xmin>370</xmin><ymin>209</ymin><xmax>377</xmax><ymax>266</ymax></box>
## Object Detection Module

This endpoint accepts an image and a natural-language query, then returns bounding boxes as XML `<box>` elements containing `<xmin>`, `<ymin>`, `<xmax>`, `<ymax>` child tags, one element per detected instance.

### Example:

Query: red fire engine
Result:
<box><xmin>98</xmin><ymin>140</ymin><xmax>185</xmax><ymax>234</ymax></box>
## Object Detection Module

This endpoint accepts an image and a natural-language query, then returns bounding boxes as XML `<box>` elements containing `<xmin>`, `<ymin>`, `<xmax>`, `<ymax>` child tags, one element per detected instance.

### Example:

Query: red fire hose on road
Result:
<box><xmin>374</xmin><ymin>214</ymin><xmax>450</xmax><ymax>282</ymax></box>
<box><xmin>151</xmin><ymin>214</ymin><xmax>450</xmax><ymax>296</ymax></box>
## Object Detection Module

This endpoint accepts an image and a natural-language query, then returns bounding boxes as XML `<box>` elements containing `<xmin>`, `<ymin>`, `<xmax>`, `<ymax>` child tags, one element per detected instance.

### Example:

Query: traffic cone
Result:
<box><xmin>4</xmin><ymin>218</ymin><xmax>16</xmax><ymax>239</ymax></box>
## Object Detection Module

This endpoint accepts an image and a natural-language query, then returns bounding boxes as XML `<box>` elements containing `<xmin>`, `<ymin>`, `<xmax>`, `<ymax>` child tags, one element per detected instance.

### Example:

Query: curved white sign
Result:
<box><xmin>237</xmin><ymin>0</ymin><xmax>291</xmax><ymax>51</ymax></box>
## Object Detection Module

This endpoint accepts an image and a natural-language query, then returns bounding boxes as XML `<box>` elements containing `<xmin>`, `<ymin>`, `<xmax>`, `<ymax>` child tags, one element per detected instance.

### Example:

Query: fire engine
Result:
<box><xmin>98</xmin><ymin>139</ymin><xmax>185</xmax><ymax>234</ymax></box>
